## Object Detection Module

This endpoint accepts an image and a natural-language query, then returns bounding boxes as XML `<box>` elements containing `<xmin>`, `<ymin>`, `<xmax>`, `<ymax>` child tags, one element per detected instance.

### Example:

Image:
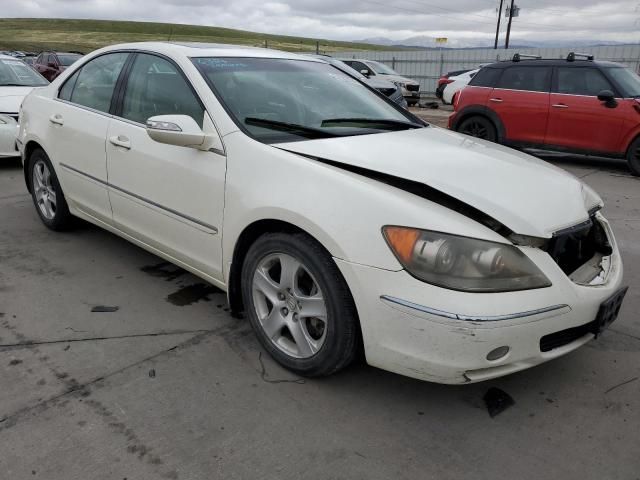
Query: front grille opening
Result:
<box><xmin>406</xmin><ymin>84</ymin><xmax>420</xmax><ymax>92</ymax></box>
<box><xmin>540</xmin><ymin>320</ymin><xmax>597</xmax><ymax>352</ymax></box>
<box><xmin>545</xmin><ymin>216</ymin><xmax>612</xmax><ymax>277</ymax></box>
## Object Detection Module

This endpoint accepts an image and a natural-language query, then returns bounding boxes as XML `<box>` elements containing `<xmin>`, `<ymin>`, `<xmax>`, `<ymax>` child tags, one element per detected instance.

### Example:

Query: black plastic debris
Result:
<box><xmin>483</xmin><ymin>387</ymin><xmax>515</xmax><ymax>418</ymax></box>
<box><xmin>148</xmin><ymin>369</ymin><xmax>156</xmax><ymax>378</ymax></box>
<box><xmin>91</xmin><ymin>306</ymin><xmax>119</xmax><ymax>313</ymax></box>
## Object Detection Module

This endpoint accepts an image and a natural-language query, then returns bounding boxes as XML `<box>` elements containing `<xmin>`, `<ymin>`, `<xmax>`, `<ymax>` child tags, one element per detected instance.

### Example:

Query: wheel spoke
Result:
<box><xmin>298</xmin><ymin>294</ymin><xmax>327</xmax><ymax>319</ymax></box>
<box><xmin>260</xmin><ymin>308</ymin><xmax>286</xmax><ymax>340</ymax></box>
<box><xmin>288</xmin><ymin>320</ymin><xmax>316</xmax><ymax>357</ymax></box>
<box><xmin>253</xmin><ymin>269</ymin><xmax>280</xmax><ymax>304</ymax></box>
<box><xmin>278</xmin><ymin>254</ymin><xmax>300</xmax><ymax>290</ymax></box>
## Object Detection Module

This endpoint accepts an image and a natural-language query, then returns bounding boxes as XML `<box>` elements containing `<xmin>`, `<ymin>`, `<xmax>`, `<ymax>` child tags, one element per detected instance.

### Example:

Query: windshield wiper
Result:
<box><xmin>320</xmin><ymin>118</ymin><xmax>424</xmax><ymax>130</ymax></box>
<box><xmin>244</xmin><ymin>117</ymin><xmax>340</xmax><ymax>139</ymax></box>
<box><xmin>0</xmin><ymin>83</ymin><xmax>28</xmax><ymax>87</ymax></box>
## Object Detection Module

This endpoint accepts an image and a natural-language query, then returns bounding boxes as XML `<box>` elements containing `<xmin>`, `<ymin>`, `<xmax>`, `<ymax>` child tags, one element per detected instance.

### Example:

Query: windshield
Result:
<box><xmin>606</xmin><ymin>67</ymin><xmax>640</xmax><ymax>97</ymax></box>
<box><xmin>58</xmin><ymin>54</ymin><xmax>82</xmax><ymax>66</ymax></box>
<box><xmin>366</xmin><ymin>61</ymin><xmax>398</xmax><ymax>75</ymax></box>
<box><xmin>0</xmin><ymin>58</ymin><xmax>48</xmax><ymax>86</ymax></box>
<box><xmin>193</xmin><ymin>57</ymin><xmax>421</xmax><ymax>143</ymax></box>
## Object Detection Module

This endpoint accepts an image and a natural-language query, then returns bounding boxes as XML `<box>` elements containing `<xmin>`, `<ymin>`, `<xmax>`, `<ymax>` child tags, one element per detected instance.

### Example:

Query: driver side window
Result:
<box><xmin>120</xmin><ymin>54</ymin><xmax>205</xmax><ymax>127</ymax></box>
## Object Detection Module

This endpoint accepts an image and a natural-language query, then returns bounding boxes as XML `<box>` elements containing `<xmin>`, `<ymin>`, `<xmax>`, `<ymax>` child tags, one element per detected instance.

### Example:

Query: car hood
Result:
<box><xmin>276</xmin><ymin>127</ymin><xmax>601</xmax><ymax>238</ymax></box>
<box><xmin>376</xmin><ymin>74</ymin><xmax>418</xmax><ymax>85</ymax></box>
<box><xmin>366</xmin><ymin>77</ymin><xmax>397</xmax><ymax>90</ymax></box>
<box><xmin>0</xmin><ymin>87</ymin><xmax>36</xmax><ymax>113</ymax></box>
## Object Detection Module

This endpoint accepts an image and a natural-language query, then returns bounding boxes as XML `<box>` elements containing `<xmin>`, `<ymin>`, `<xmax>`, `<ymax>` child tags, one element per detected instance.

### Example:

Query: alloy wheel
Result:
<box><xmin>32</xmin><ymin>159</ymin><xmax>57</xmax><ymax>220</ymax></box>
<box><xmin>462</xmin><ymin>120</ymin><xmax>489</xmax><ymax>139</ymax></box>
<box><xmin>251</xmin><ymin>253</ymin><xmax>328</xmax><ymax>359</ymax></box>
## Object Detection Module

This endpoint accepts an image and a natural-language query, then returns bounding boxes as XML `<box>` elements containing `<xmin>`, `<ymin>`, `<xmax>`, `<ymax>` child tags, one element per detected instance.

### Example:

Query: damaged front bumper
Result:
<box><xmin>335</xmin><ymin>215</ymin><xmax>624</xmax><ymax>384</ymax></box>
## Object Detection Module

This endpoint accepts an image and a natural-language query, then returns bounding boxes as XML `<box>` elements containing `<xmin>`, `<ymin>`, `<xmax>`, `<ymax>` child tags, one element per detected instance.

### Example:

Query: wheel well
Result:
<box><xmin>22</xmin><ymin>141</ymin><xmax>43</xmax><ymax>193</ymax></box>
<box><xmin>228</xmin><ymin>219</ymin><xmax>317</xmax><ymax>313</ymax></box>
<box><xmin>453</xmin><ymin>107</ymin><xmax>504</xmax><ymax>142</ymax></box>
<box><xmin>626</xmin><ymin>134</ymin><xmax>640</xmax><ymax>157</ymax></box>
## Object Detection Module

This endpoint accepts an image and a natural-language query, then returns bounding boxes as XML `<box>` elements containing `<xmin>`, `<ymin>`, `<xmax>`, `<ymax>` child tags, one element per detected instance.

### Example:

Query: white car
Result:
<box><xmin>18</xmin><ymin>43</ymin><xmax>626</xmax><ymax>384</ymax></box>
<box><xmin>442</xmin><ymin>68</ymin><xmax>479</xmax><ymax>105</ymax></box>
<box><xmin>0</xmin><ymin>54</ymin><xmax>48</xmax><ymax>158</ymax></box>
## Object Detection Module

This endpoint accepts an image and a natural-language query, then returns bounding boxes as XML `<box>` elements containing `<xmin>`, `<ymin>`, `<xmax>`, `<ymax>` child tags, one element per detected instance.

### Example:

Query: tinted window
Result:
<box><xmin>606</xmin><ymin>67</ymin><xmax>640</xmax><ymax>97</ymax></box>
<box><xmin>121</xmin><ymin>54</ymin><xmax>204</xmax><ymax>126</ymax></box>
<box><xmin>468</xmin><ymin>68</ymin><xmax>501</xmax><ymax>87</ymax></box>
<box><xmin>59</xmin><ymin>69</ymin><xmax>79</xmax><ymax>101</ymax></box>
<box><xmin>497</xmin><ymin>66</ymin><xmax>551</xmax><ymax>92</ymax></box>
<box><xmin>67</xmin><ymin>53</ymin><xmax>128</xmax><ymax>112</ymax></box>
<box><xmin>350</xmin><ymin>61</ymin><xmax>370</xmax><ymax>74</ymax></box>
<box><xmin>555</xmin><ymin>67</ymin><xmax>614</xmax><ymax>96</ymax></box>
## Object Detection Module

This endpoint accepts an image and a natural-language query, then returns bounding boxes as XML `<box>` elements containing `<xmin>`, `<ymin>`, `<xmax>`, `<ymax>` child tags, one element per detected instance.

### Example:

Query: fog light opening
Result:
<box><xmin>486</xmin><ymin>346</ymin><xmax>510</xmax><ymax>361</ymax></box>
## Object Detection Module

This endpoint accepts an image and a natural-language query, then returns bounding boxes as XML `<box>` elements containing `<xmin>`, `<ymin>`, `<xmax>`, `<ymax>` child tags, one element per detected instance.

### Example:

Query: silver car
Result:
<box><xmin>339</xmin><ymin>59</ymin><xmax>420</xmax><ymax>106</ymax></box>
<box><xmin>308</xmin><ymin>55</ymin><xmax>407</xmax><ymax>108</ymax></box>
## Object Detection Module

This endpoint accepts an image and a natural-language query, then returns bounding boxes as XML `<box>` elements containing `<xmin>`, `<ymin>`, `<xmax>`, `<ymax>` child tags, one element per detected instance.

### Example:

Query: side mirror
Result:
<box><xmin>360</xmin><ymin>69</ymin><xmax>370</xmax><ymax>77</ymax></box>
<box><xmin>146</xmin><ymin>115</ymin><xmax>215</xmax><ymax>150</ymax></box>
<box><xmin>597</xmin><ymin>90</ymin><xmax>617</xmax><ymax>108</ymax></box>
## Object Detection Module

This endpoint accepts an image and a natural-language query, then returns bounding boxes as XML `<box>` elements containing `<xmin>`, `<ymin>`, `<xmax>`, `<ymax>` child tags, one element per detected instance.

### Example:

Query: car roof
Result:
<box><xmin>97</xmin><ymin>42</ymin><xmax>323</xmax><ymax>62</ymax></box>
<box><xmin>484</xmin><ymin>59</ymin><xmax>623</xmax><ymax>69</ymax></box>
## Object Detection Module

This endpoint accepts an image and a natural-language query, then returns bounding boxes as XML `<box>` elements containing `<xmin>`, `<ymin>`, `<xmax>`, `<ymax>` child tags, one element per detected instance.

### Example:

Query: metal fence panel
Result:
<box><xmin>339</xmin><ymin>45</ymin><xmax>640</xmax><ymax>94</ymax></box>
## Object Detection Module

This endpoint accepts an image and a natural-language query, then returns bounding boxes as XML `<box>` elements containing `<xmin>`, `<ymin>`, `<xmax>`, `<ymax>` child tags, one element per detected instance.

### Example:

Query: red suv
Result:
<box><xmin>449</xmin><ymin>53</ymin><xmax>640</xmax><ymax>176</ymax></box>
<box><xmin>34</xmin><ymin>51</ymin><xmax>83</xmax><ymax>81</ymax></box>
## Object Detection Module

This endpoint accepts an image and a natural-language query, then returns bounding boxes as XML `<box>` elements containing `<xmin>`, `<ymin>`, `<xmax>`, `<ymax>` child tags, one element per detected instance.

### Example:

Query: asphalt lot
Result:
<box><xmin>1</xmin><ymin>151</ymin><xmax>639</xmax><ymax>480</ymax></box>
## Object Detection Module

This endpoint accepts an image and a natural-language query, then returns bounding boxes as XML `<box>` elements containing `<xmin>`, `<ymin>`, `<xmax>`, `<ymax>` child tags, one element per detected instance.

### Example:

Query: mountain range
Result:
<box><xmin>359</xmin><ymin>36</ymin><xmax>632</xmax><ymax>49</ymax></box>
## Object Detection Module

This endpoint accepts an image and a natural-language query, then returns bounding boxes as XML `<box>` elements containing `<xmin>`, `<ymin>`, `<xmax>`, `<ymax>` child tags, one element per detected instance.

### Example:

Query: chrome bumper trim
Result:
<box><xmin>380</xmin><ymin>295</ymin><xmax>569</xmax><ymax>322</ymax></box>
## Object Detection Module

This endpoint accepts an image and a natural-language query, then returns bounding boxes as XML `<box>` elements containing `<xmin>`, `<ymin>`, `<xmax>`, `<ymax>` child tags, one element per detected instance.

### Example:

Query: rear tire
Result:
<box><xmin>241</xmin><ymin>232</ymin><xmax>359</xmax><ymax>377</ymax></box>
<box><xmin>28</xmin><ymin>148</ymin><xmax>74</xmax><ymax>231</ymax></box>
<box><xmin>626</xmin><ymin>137</ymin><xmax>640</xmax><ymax>177</ymax></box>
<box><xmin>457</xmin><ymin>115</ymin><xmax>497</xmax><ymax>142</ymax></box>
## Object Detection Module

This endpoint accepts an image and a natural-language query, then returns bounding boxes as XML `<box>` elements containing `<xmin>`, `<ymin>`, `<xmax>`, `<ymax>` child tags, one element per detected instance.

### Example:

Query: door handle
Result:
<box><xmin>49</xmin><ymin>114</ymin><xmax>64</xmax><ymax>126</ymax></box>
<box><xmin>109</xmin><ymin>135</ymin><xmax>131</xmax><ymax>150</ymax></box>
<box><xmin>489</xmin><ymin>98</ymin><xmax>503</xmax><ymax>103</ymax></box>
<box><xmin>552</xmin><ymin>104</ymin><xmax>569</xmax><ymax>109</ymax></box>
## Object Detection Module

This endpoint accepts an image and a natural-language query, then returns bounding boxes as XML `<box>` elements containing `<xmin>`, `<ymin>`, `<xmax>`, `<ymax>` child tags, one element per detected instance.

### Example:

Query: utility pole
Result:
<box><xmin>505</xmin><ymin>0</ymin><xmax>515</xmax><ymax>49</ymax></box>
<box><xmin>494</xmin><ymin>0</ymin><xmax>504</xmax><ymax>50</ymax></box>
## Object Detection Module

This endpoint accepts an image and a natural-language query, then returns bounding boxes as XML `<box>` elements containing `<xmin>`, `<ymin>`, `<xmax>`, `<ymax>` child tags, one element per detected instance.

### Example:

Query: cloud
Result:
<box><xmin>5</xmin><ymin>0</ymin><xmax>640</xmax><ymax>45</ymax></box>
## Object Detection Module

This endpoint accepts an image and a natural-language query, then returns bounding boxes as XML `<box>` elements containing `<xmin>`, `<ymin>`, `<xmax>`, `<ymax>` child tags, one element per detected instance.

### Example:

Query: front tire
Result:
<box><xmin>241</xmin><ymin>232</ymin><xmax>359</xmax><ymax>377</ymax></box>
<box><xmin>28</xmin><ymin>149</ymin><xmax>73</xmax><ymax>230</ymax></box>
<box><xmin>626</xmin><ymin>137</ymin><xmax>640</xmax><ymax>177</ymax></box>
<box><xmin>457</xmin><ymin>115</ymin><xmax>497</xmax><ymax>142</ymax></box>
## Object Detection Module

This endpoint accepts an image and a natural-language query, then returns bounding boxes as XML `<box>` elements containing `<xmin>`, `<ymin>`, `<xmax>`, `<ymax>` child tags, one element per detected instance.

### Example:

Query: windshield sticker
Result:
<box><xmin>194</xmin><ymin>58</ymin><xmax>248</xmax><ymax>69</ymax></box>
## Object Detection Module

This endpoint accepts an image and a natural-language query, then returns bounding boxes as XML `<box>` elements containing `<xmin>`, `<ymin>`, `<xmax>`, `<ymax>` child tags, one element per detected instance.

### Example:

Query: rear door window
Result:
<box><xmin>468</xmin><ymin>68</ymin><xmax>501</xmax><ymax>87</ymax></box>
<box><xmin>120</xmin><ymin>53</ymin><xmax>204</xmax><ymax>127</ymax></box>
<box><xmin>63</xmin><ymin>52</ymin><xmax>129</xmax><ymax>113</ymax></box>
<box><xmin>497</xmin><ymin>66</ymin><xmax>551</xmax><ymax>92</ymax></box>
<box><xmin>555</xmin><ymin>67</ymin><xmax>614</xmax><ymax>96</ymax></box>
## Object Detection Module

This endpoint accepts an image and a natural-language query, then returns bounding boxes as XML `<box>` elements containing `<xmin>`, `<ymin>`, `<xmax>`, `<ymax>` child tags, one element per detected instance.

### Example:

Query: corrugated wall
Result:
<box><xmin>339</xmin><ymin>45</ymin><xmax>640</xmax><ymax>94</ymax></box>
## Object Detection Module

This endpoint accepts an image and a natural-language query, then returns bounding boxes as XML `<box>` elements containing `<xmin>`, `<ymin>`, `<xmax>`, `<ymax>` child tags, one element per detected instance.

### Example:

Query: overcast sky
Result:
<box><xmin>6</xmin><ymin>0</ymin><xmax>640</xmax><ymax>46</ymax></box>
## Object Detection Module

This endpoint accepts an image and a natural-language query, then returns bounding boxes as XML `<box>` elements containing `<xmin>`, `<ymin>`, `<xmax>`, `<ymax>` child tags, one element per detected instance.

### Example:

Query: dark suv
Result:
<box><xmin>449</xmin><ymin>53</ymin><xmax>640</xmax><ymax>176</ymax></box>
<box><xmin>34</xmin><ymin>51</ymin><xmax>83</xmax><ymax>81</ymax></box>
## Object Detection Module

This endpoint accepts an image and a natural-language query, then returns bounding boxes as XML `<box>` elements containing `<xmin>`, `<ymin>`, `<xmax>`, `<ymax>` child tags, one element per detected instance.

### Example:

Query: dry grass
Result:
<box><xmin>0</xmin><ymin>18</ymin><xmax>394</xmax><ymax>54</ymax></box>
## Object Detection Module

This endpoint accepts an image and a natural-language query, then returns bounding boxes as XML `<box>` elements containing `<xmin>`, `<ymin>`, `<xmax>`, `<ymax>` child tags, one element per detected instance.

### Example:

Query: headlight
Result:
<box><xmin>383</xmin><ymin>226</ymin><xmax>551</xmax><ymax>292</ymax></box>
<box><xmin>393</xmin><ymin>81</ymin><xmax>407</xmax><ymax>88</ymax></box>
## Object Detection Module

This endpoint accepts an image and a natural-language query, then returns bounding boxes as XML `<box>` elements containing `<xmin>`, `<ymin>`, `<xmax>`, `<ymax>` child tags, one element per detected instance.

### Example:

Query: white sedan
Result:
<box><xmin>0</xmin><ymin>54</ymin><xmax>48</xmax><ymax>158</ymax></box>
<box><xmin>18</xmin><ymin>43</ymin><xmax>626</xmax><ymax>384</ymax></box>
<box><xmin>442</xmin><ymin>68</ymin><xmax>479</xmax><ymax>105</ymax></box>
